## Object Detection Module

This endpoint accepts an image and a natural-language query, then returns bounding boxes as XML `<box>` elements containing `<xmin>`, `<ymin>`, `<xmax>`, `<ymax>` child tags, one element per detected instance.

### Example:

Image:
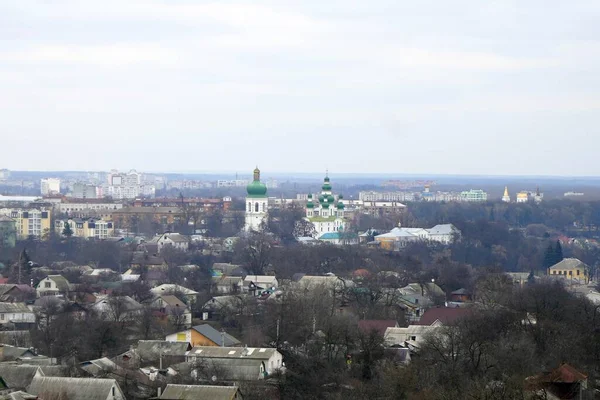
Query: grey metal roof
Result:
<box><xmin>192</xmin><ymin>325</ymin><xmax>241</xmax><ymax>347</ymax></box>
<box><xmin>549</xmin><ymin>257</ymin><xmax>587</xmax><ymax>270</ymax></box>
<box><xmin>137</xmin><ymin>340</ymin><xmax>191</xmax><ymax>361</ymax></box>
<box><xmin>46</xmin><ymin>275</ymin><xmax>70</xmax><ymax>292</ymax></box>
<box><xmin>0</xmin><ymin>303</ymin><xmax>31</xmax><ymax>314</ymax></box>
<box><xmin>160</xmin><ymin>384</ymin><xmax>239</xmax><ymax>400</ymax></box>
<box><xmin>27</xmin><ymin>376</ymin><xmax>123</xmax><ymax>400</ymax></box>
<box><xmin>0</xmin><ymin>365</ymin><xmax>38</xmax><ymax>390</ymax></box>
<box><xmin>428</xmin><ymin>224</ymin><xmax>456</xmax><ymax>235</ymax></box>
<box><xmin>0</xmin><ymin>345</ymin><xmax>35</xmax><ymax>361</ymax></box>
<box><xmin>187</xmin><ymin>346</ymin><xmax>276</xmax><ymax>361</ymax></box>
<box><xmin>0</xmin><ymin>364</ymin><xmax>65</xmax><ymax>391</ymax></box>
<box><xmin>79</xmin><ymin>357</ymin><xmax>118</xmax><ymax>376</ymax></box>
<box><xmin>176</xmin><ymin>358</ymin><xmax>266</xmax><ymax>381</ymax></box>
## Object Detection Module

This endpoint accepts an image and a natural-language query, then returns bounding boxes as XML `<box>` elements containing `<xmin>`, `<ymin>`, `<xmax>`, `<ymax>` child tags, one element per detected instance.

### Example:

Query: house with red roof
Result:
<box><xmin>526</xmin><ymin>363</ymin><xmax>588</xmax><ymax>399</ymax></box>
<box><xmin>416</xmin><ymin>307</ymin><xmax>473</xmax><ymax>326</ymax></box>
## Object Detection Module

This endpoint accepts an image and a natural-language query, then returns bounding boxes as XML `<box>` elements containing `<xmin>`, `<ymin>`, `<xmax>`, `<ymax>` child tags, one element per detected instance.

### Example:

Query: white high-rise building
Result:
<box><xmin>244</xmin><ymin>167</ymin><xmax>268</xmax><ymax>232</ymax></box>
<box><xmin>41</xmin><ymin>178</ymin><xmax>61</xmax><ymax>196</ymax></box>
<box><xmin>106</xmin><ymin>170</ymin><xmax>155</xmax><ymax>199</ymax></box>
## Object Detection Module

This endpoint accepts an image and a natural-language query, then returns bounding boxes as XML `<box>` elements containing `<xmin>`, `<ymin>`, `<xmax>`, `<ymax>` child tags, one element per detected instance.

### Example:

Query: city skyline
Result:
<box><xmin>2</xmin><ymin>1</ymin><xmax>599</xmax><ymax>175</ymax></box>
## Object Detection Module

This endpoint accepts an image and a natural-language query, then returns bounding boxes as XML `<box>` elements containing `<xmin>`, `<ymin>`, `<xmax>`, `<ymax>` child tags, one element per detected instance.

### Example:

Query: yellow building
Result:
<box><xmin>548</xmin><ymin>258</ymin><xmax>588</xmax><ymax>283</ymax></box>
<box><xmin>0</xmin><ymin>208</ymin><xmax>51</xmax><ymax>239</ymax></box>
<box><xmin>55</xmin><ymin>217</ymin><xmax>114</xmax><ymax>239</ymax></box>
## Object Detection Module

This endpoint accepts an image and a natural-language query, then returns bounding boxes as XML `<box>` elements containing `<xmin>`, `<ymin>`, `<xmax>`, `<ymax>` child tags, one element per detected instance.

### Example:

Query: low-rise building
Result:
<box><xmin>159</xmin><ymin>384</ymin><xmax>243</xmax><ymax>400</ymax></box>
<box><xmin>185</xmin><ymin>346</ymin><xmax>284</xmax><ymax>380</ymax></box>
<box><xmin>166</xmin><ymin>324</ymin><xmax>241</xmax><ymax>347</ymax></box>
<box><xmin>151</xmin><ymin>284</ymin><xmax>198</xmax><ymax>305</ymax></box>
<box><xmin>0</xmin><ymin>302</ymin><xmax>35</xmax><ymax>325</ymax></box>
<box><xmin>55</xmin><ymin>217</ymin><xmax>114</xmax><ymax>239</ymax></box>
<box><xmin>149</xmin><ymin>295</ymin><xmax>192</xmax><ymax>328</ymax></box>
<box><xmin>547</xmin><ymin>258</ymin><xmax>588</xmax><ymax>283</ymax></box>
<box><xmin>36</xmin><ymin>275</ymin><xmax>70</xmax><ymax>298</ymax></box>
<box><xmin>155</xmin><ymin>232</ymin><xmax>189</xmax><ymax>252</ymax></box>
<box><xmin>243</xmin><ymin>275</ymin><xmax>278</xmax><ymax>296</ymax></box>
<box><xmin>375</xmin><ymin>224</ymin><xmax>459</xmax><ymax>250</ymax></box>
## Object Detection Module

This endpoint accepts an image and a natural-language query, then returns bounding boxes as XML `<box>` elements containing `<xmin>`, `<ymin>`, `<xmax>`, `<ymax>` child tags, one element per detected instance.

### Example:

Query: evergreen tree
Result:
<box><xmin>542</xmin><ymin>244</ymin><xmax>556</xmax><ymax>269</ymax></box>
<box><xmin>62</xmin><ymin>221</ymin><xmax>73</xmax><ymax>238</ymax></box>
<box><xmin>527</xmin><ymin>269</ymin><xmax>535</xmax><ymax>285</ymax></box>
<box><xmin>554</xmin><ymin>240</ymin><xmax>564</xmax><ymax>263</ymax></box>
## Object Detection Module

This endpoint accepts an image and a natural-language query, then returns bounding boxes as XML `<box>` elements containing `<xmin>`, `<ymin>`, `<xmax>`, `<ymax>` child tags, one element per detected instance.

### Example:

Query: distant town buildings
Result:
<box><xmin>40</xmin><ymin>178</ymin><xmax>61</xmax><ymax>196</ymax></box>
<box><xmin>70</xmin><ymin>182</ymin><xmax>99</xmax><ymax>199</ymax></box>
<box><xmin>218</xmin><ymin>179</ymin><xmax>250</xmax><ymax>188</ymax></box>
<box><xmin>0</xmin><ymin>169</ymin><xmax>10</xmax><ymax>180</ymax></box>
<box><xmin>565</xmin><ymin>191</ymin><xmax>584</xmax><ymax>197</ymax></box>
<box><xmin>504</xmin><ymin>187</ymin><xmax>543</xmax><ymax>203</ymax></box>
<box><xmin>359</xmin><ymin>188</ymin><xmax>488</xmax><ymax>203</ymax></box>
<box><xmin>502</xmin><ymin>186</ymin><xmax>511</xmax><ymax>202</ymax></box>
<box><xmin>106</xmin><ymin>169</ymin><xmax>155</xmax><ymax>199</ymax></box>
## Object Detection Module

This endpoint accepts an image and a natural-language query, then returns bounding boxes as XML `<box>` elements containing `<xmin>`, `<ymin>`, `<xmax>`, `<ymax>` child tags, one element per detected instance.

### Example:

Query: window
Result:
<box><xmin>577</xmin><ymin>270</ymin><xmax>580</xmax><ymax>276</ymax></box>
<box><xmin>45</xmin><ymin>282</ymin><xmax>51</xmax><ymax>288</ymax></box>
<box><xmin>569</xmin><ymin>271</ymin><xmax>572</xmax><ymax>276</ymax></box>
<box><xmin>255</xmin><ymin>202</ymin><xmax>259</xmax><ymax>212</ymax></box>
<box><xmin>410</xmin><ymin>336</ymin><xmax>416</xmax><ymax>341</ymax></box>
<box><xmin>0</xmin><ymin>314</ymin><xmax>3</xmax><ymax>320</ymax></box>
<box><xmin>248</xmin><ymin>202</ymin><xmax>251</xmax><ymax>212</ymax></box>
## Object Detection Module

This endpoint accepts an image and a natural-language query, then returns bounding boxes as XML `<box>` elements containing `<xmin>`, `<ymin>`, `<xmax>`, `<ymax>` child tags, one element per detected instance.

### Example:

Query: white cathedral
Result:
<box><xmin>244</xmin><ymin>167</ymin><xmax>269</xmax><ymax>232</ymax></box>
<box><xmin>305</xmin><ymin>174</ymin><xmax>346</xmax><ymax>237</ymax></box>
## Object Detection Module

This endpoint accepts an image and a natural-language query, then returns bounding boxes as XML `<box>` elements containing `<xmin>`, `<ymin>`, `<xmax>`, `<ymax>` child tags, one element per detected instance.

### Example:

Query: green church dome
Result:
<box><xmin>246</xmin><ymin>167</ymin><xmax>267</xmax><ymax>197</ymax></box>
<box><xmin>322</xmin><ymin>183</ymin><xmax>332</xmax><ymax>191</ymax></box>
<box><xmin>337</xmin><ymin>202</ymin><xmax>345</xmax><ymax>210</ymax></box>
<box><xmin>307</xmin><ymin>201</ymin><xmax>314</xmax><ymax>209</ymax></box>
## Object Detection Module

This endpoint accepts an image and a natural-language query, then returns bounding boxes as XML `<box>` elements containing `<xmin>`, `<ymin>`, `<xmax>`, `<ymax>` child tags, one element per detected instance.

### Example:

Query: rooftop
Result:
<box><xmin>160</xmin><ymin>384</ymin><xmax>240</xmax><ymax>400</ymax></box>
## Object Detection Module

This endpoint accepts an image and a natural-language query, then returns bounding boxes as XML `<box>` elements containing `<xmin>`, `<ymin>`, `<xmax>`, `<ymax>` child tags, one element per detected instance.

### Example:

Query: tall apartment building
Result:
<box><xmin>41</xmin><ymin>178</ymin><xmax>61</xmax><ymax>196</ymax></box>
<box><xmin>106</xmin><ymin>170</ymin><xmax>155</xmax><ymax>199</ymax></box>
<box><xmin>70</xmin><ymin>182</ymin><xmax>98</xmax><ymax>199</ymax></box>
<box><xmin>0</xmin><ymin>169</ymin><xmax>10</xmax><ymax>181</ymax></box>
<box><xmin>0</xmin><ymin>208</ymin><xmax>51</xmax><ymax>239</ymax></box>
<box><xmin>217</xmin><ymin>179</ymin><xmax>250</xmax><ymax>188</ymax></box>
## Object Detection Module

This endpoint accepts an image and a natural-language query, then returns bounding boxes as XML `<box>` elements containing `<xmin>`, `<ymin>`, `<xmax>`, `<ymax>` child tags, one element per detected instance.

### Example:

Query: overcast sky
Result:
<box><xmin>1</xmin><ymin>1</ymin><xmax>599</xmax><ymax>176</ymax></box>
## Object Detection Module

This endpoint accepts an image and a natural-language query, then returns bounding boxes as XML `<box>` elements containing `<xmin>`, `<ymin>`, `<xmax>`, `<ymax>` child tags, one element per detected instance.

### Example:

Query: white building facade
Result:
<box><xmin>41</xmin><ymin>178</ymin><xmax>61</xmax><ymax>196</ymax></box>
<box><xmin>305</xmin><ymin>175</ymin><xmax>346</xmax><ymax>237</ymax></box>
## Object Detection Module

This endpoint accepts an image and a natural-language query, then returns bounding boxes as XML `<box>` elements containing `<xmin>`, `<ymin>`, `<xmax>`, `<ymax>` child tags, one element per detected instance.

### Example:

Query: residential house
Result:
<box><xmin>212</xmin><ymin>276</ymin><xmax>244</xmax><ymax>294</ymax></box>
<box><xmin>416</xmin><ymin>307</ymin><xmax>473</xmax><ymax>326</ymax></box>
<box><xmin>129</xmin><ymin>253</ymin><xmax>167</xmax><ymax>270</ymax></box>
<box><xmin>91</xmin><ymin>296</ymin><xmax>143</xmax><ymax>322</ymax></box>
<box><xmin>166</xmin><ymin>324</ymin><xmax>241</xmax><ymax>347</ymax></box>
<box><xmin>449</xmin><ymin>288</ymin><xmax>472</xmax><ymax>303</ymax></box>
<box><xmin>0</xmin><ymin>345</ymin><xmax>37</xmax><ymax>362</ymax></box>
<box><xmin>243</xmin><ymin>275</ymin><xmax>278</xmax><ymax>296</ymax></box>
<box><xmin>358</xmin><ymin>320</ymin><xmax>399</xmax><ymax>337</ymax></box>
<box><xmin>184</xmin><ymin>346</ymin><xmax>284</xmax><ymax>381</ymax></box>
<box><xmin>0</xmin><ymin>284</ymin><xmax>35</xmax><ymax>302</ymax></box>
<box><xmin>149</xmin><ymin>295</ymin><xmax>192</xmax><ymax>328</ymax></box>
<box><xmin>35</xmin><ymin>275</ymin><xmax>70</xmax><ymax>298</ymax></box>
<box><xmin>201</xmin><ymin>296</ymin><xmax>246</xmax><ymax>321</ymax></box>
<box><xmin>397</xmin><ymin>282</ymin><xmax>444</xmax><ymax>322</ymax></box>
<box><xmin>27</xmin><ymin>373</ymin><xmax>126</xmax><ymax>400</ymax></box>
<box><xmin>384</xmin><ymin>324</ymin><xmax>438</xmax><ymax>347</ymax></box>
<box><xmin>526</xmin><ymin>363</ymin><xmax>589</xmax><ymax>399</ymax></box>
<box><xmin>0</xmin><ymin>365</ymin><xmax>67</xmax><ymax>391</ymax></box>
<box><xmin>151</xmin><ymin>284</ymin><xmax>198</xmax><ymax>306</ymax></box>
<box><xmin>160</xmin><ymin>384</ymin><xmax>243</xmax><ymax>400</ymax></box>
<box><xmin>212</xmin><ymin>263</ymin><xmax>246</xmax><ymax>277</ymax></box>
<box><xmin>317</xmin><ymin>232</ymin><xmax>359</xmax><ymax>245</ymax></box>
<box><xmin>294</xmin><ymin>274</ymin><xmax>348</xmax><ymax>292</ymax></box>
<box><xmin>548</xmin><ymin>258</ymin><xmax>589</xmax><ymax>284</ymax></box>
<box><xmin>0</xmin><ymin>303</ymin><xmax>35</xmax><ymax>326</ymax></box>
<box><xmin>155</xmin><ymin>232</ymin><xmax>189</xmax><ymax>252</ymax></box>
<box><xmin>115</xmin><ymin>341</ymin><xmax>191</xmax><ymax>369</ymax></box>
